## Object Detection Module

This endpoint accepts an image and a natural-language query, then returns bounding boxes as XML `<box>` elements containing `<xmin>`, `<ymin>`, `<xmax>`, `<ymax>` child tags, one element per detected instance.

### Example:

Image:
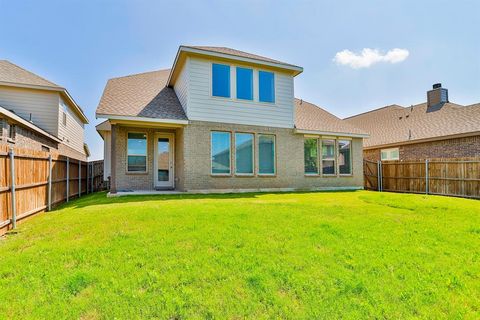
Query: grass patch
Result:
<box><xmin>0</xmin><ymin>190</ymin><xmax>479</xmax><ymax>319</ymax></box>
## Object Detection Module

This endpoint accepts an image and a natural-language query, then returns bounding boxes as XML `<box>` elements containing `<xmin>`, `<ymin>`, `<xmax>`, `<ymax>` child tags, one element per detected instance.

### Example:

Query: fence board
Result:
<box><xmin>0</xmin><ymin>145</ymin><xmax>105</xmax><ymax>235</ymax></box>
<box><xmin>364</xmin><ymin>158</ymin><xmax>480</xmax><ymax>199</ymax></box>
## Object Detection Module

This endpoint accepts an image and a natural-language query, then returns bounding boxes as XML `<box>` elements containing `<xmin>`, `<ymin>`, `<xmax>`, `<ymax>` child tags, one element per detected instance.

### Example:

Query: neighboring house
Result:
<box><xmin>0</xmin><ymin>60</ymin><xmax>89</xmax><ymax>160</ymax></box>
<box><xmin>96</xmin><ymin>46</ymin><xmax>367</xmax><ymax>193</ymax></box>
<box><xmin>346</xmin><ymin>84</ymin><xmax>480</xmax><ymax>161</ymax></box>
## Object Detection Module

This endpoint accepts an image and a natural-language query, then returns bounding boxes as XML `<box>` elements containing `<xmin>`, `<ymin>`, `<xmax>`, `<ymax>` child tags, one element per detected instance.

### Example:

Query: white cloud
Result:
<box><xmin>333</xmin><ymin>48</ymin><xmax>409</xmax><ymax>69</ymax></box>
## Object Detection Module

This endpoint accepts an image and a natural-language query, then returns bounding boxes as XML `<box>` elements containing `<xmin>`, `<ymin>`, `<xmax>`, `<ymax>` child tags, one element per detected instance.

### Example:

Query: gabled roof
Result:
<box><xmin>0</xmin><ymin>60</ymin><xmax>89</xmax><ymax>124</ymax></box>
<box><xmin>167</xmin><ymin>46</ymin><xmax>303</xmax><ymax>86</ymax></box>
<box><xmin>183</xmin><ymin>46</ymin><xmax>301</xmax><ymax>69</ymax></box>
<box><xmin>294</xmin><ymin>99</ymin><xmax>368</xmax><ymax>137</ymax></box>
<box><xmin>345</xmin><ymin>102</ymin><xmax>480</xmax><ymax>148</ymax></box>
<box><xmin>96</xmin><ymin>69</ymin><xmax>187</xmax><ymax>122</ymax></box>
<box><xmin>0</xmin><ymin>60</ymin><xmax>60</xmax><ymax>88</ymax></box>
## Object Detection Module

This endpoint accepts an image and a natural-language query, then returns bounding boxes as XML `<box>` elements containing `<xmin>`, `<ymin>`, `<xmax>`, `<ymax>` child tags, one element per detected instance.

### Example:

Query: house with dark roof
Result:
<box><xmin>345</xmin><ymin>84</ymin><xmax>480</xmax><ymax>161</ymax></box>
<box><xmin>96</xmin><ymin>46</ymin><xmax>367</xmax><ymax>193</ymax></box>
<box><xmin>0</xmin><ymin>60</ymin><xmax>89</xmax><ymax>160</ymax></box>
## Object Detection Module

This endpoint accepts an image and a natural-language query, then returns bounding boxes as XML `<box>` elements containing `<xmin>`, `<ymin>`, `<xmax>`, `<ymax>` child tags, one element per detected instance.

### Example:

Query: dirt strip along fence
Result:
<box><xmin>0</xmin><ymin>145</ymin><xmax>104</xmax><ymax>235</ymax></box>
<box><xmin>364</xmin><ymin>158</ymin><xmax>480</xmax><ymax>199</ymax></box>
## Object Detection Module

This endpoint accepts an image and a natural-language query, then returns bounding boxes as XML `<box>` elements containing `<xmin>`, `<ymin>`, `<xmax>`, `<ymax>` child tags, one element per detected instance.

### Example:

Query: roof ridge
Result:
<box><xmin>344</xmin><ymin>104</ymin><xmax>404</xmax><ymax>120</ymax></box>
<box><xmin>109</xmin><ymin>68</ymin><xmax>171</xmax><ymax>81</ymax></box>
<box><xmin>295</xmin><ymin>97</ymin><xmax>342</xmax><ymax>120</ymax></box>
<box><xmin>1</xmin><ymin>60</ymin><xmax>60</xmax><ymax>88</ymax></box>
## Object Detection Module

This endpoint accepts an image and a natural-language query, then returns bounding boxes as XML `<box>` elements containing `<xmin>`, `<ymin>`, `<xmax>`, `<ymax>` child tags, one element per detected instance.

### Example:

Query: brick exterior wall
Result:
<box><xmin>364</xmin><ymin>135</ymin><xmax>480</xmax><ymax>161</ymax></box>
<box><xmin>57</xmin><ymin>143</ymin><xmax>87</xmax><ymax>161</ymax></box>
<box><xmin>0</xmin><ymin>118</ymin><xmax>58</xmax><ymax>151</ymax></box>
<box><xmin>0</xmin><ymin>117</ymin><xmax>87</xmax><ymax>161</ymax></box>
<box><xmin>111</xmin><ymin>121</ymin><xmax>364</xmax><ymax>192</ymax></box>
<box><xmin>112</xmin><ymin>125</ymin><xmax>182</xmax><ymax>191</ymax></box>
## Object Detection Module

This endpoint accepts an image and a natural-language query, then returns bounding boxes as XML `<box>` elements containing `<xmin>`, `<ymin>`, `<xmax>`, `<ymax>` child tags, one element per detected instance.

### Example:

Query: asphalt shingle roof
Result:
<box><xmin>96</xmin><ymin>69</ymin><xmax>187</xmax><ymax>121</ymax></box>
<box><xmin>0</xmin><ymin>60</ymin><xmax>61</xmax><ymax>88</ymax></box>
<box><xmin>295</xmin><ymin>99</ymin><xmax>367</xmax><ymax>135</ymax></box>
<box><xmin>184</xmin><ymin>46</ymin><xmax>301</xmax><ymax>69</ymax></box>
<box><xmin>345</xmin><ymin>102</ymin><xmax>480</xmax><ymax>147</ymax></box>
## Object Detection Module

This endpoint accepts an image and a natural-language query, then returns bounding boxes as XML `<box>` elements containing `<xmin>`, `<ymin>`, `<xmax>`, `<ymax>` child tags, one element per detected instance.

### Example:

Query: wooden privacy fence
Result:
<box><xmin>0</xmin><ymin>145</ymin><xmax>104</xmax><ymax>235</ymax></box>
<box><xmin>364</xmin><ymin>158</ymin><xmax>480</xmax><ymax>199</ymax></box>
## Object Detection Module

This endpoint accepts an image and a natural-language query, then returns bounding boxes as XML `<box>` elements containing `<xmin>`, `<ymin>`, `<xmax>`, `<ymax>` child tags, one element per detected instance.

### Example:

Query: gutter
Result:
<box><xmin>96</xmin><ymin>114</ymin><xmax>189</xmax><ymax>125</ymax></box>
<box><xmin>294</xmin><ymin>128</ymin><xmax>370</xmax><ymax>138</ymax></box>
<box><xmin>363</xmin><ymin>131</ymin><xmax>480</xmax><ymax>150</ymax></box>
<box><xmin>167</xmin><ymin>46</ymin><xmax>304</xmax><ymax>86</ymax></box>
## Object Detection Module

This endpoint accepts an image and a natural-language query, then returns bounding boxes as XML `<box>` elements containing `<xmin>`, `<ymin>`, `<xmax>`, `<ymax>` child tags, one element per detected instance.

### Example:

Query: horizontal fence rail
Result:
<box><xmin>0</xmin><ymin>145</ymin><xmax>105</xmax><ymax>235</ymax></box>
<box><xmin>364</xmin><ymin>158</ymin><xmax>480</xmax><ymax>199</ymax></box>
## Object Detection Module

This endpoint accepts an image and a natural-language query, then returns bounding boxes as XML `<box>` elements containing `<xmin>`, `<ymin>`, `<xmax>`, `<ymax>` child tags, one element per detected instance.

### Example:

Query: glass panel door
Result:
<box><xmin>155</xmin><ymin>133</ymin><xmax>174</xmax><ymax>188</ymax></box>
<box><xmin>157</xmin><ymin>138</ymin><xmax>170</xmax><ymax>182</ymax></box>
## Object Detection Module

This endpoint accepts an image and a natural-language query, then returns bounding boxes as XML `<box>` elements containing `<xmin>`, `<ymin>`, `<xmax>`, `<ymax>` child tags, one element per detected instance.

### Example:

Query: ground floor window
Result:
<box><xmin>322</xmin><ymin>139</ymin><xmax>336</xmax><ymax>175</ymax></box>
<box><xmin>304</xmin><ymin>137</ymin><xmax>353</xmax><ymax>176</ymax></box>
<box><xmin>235</xmin><ymin>133</ymin><xmax>254</xmax><ymax>175</ymax></box>
<box><xmin>127</xmin><ymin>132</ymin><xmax>147</xmax><ymax>172</ymax></box>
<box><xmin>381</xmin><ymin>148</ymin><xmax>399</xmax><ymax>160</ymax></box>
<box><xmin>258</xmin><ymin>134</ymin><xmax>275</xmax><ymax>175</ymax></box>
<box><xmin>211</xmin><ymin>131</ymin><xmax>231</xmax><ymax>174</ymax></box>
<box><xmin>338</xmin><ymin>140</ymin><xmax>352</xmax><ymax>175</ymax></box>
<box><xmin>304</xmin><ymin>138</ymin><xmax>319</xmax><ymax>174</ymax></box>
<box><xmin>211</xmin><ymin>131</ymin><xmax>276</xmax><ymax>176</ymax></box>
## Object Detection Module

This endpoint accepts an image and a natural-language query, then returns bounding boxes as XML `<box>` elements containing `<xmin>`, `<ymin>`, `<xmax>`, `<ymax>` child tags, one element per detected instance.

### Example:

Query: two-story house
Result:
<box><xmin>0</xmin><ymin>60</ymin><xmax>89</xmax><ymax>160</ymax></box>
<box><xmin>96</xmin><ymin>46</ymin><xmax>367</xmax><ymax>193</ymax></box>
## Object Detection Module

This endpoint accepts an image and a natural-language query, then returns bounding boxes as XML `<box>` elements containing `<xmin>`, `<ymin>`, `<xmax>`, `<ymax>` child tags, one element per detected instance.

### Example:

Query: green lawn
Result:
<box><xmin>0</xmin><ymin>191</ymin><xmax>479</xmax><ymax>319</ymax></box>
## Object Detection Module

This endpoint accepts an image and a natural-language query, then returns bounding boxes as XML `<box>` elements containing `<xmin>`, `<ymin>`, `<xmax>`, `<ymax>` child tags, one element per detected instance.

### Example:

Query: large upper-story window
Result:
<box><xmin>211</xmin><ymin>131</ymin><xmax>231</xmax><ymax>174</ymax></box>
<box><xmin>212</xmin><ymin>63</ymin><xmax>230</xmax><ymax>98</ymax></box>
<box><xmin>235</xmin><ymin>133</ymin><xmax>254</xmax><ymax>174</ymax></box>
<box><xmin>236</xmin><ymin>67</ymin><xmax>253</xmax><ymax>100</ymax></box>
<box><xmin>338</xmin><ymin>140</ymin><xmax>352</xmax><ymax>175</ymax></box>
<box><xmin>127</xmin><ymin>132</ymin><xmax>147</xmax><ymax>172</ymax></box>
<box><xmin>258</xmin><ymin>71</ymin><xmax>275</xmax><ymax>103</ymax></box>
<box><xmin>258</xmin><ymin>134</ymin><xmax>275</xmax><ymax>175</ymax></box>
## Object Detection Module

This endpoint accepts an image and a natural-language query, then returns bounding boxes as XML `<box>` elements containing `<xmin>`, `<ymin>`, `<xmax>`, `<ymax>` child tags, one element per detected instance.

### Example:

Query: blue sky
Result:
<box><xmin>1</xmin><ymin>0</ymin><xmax>479</xmax><ymax>160</ymax></box>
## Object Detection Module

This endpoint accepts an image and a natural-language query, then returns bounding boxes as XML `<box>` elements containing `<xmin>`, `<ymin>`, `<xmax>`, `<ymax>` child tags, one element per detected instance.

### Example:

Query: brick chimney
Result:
<box><xmin>427</xmin><ymin>83</ymin><xmax>448</xmax><ymax>109</ymax></box>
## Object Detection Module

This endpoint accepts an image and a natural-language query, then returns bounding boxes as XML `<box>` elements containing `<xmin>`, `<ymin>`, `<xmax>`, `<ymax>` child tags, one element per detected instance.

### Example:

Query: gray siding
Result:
<box><xmin>185</xmin><ymin>57</ymin><xmax>295</xmax><ymax>128</ymax></box>
<box><xmin>0</xmin><ymin>86</ymin><xmax>59</xmax><ymax>135</ymax></box>
<box><xmin>58</xmin><ymin>98</ymin><xmax>85</xmax><ymax>155</ymax></box>
<box><xmin>173</xmin><ymin>60</ymin><xmax>189</xmax><ymax>114</ymax></box>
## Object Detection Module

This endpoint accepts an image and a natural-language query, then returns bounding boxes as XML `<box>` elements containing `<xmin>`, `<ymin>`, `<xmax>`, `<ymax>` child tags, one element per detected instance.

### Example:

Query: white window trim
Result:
<box><xmin>235</xmin><ymin>67</ymin><xmax>254</xmax><ymax>102</ymax></box>
<box><xmin>381</xmin><ymin>148</ymin><xmax>400</xmax><ymax>161</ymax></box>
<box><xmin>211</xmin><ymin>63</ymin><xmax>232</xmax><ymax>99</ymax></box>
<box><xmin>321</xmin><ymin>139</ymin><xmax>337</xmax><ymax>176</ymax></box>
<box><xmin>257</xmin><ymin>134</ymin><xmax>276</xmax><ymax>176</ymax></box>
<box><xmin>304</xmin><ymin>137</ymin><xmax>320</xmax><ymax>176</ymax></box>
<box><xmin>258</xmin><ymin>70</ymin><xmax>276</xmax><ymax>104</ymax></box>
<box><xmin>209</xmin><ymin>62</ymin><xmax>277</xmax><ymax>106</ymax></box>
<box><xmin>234</xmin><ymin>132</ymin><xmax>255</xmax><ymax>176</ymax></box>
<box><xmin>211</xmin><ymin>131</ymin><xmax>232</xmax><ymax>176</ymax></box>
<box><xmin>126</xmin><ymin>131</ymin><xmax>148</xmax><ymax>173</ymax></box>
<box><xmin>338</xmin><ymin>140</ymin><xmax>353</xmax><ymax>176</ymax></box>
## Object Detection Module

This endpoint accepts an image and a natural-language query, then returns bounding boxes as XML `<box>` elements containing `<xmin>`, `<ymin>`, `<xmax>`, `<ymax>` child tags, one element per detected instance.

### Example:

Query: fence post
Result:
<box><xmin>48</xmin><ymin>154</ymin><xmax>52</xmax><ymax>211</ymax></box>
<box><xmin>90</xmin><ymin>162</ymin><xmax>94</xmax><ymax>193</ymax></box>
<box><xmin>425</xmin><ymin>159</ymin><xmax>429</xmax><ymax>195</ymax></box>
<box><xmin>86</xmin><ymin>163</ymin><xmax>89</xmax><ymax>194</ymax></box>
<box><xmin>9</xmin><ymin>148</ymin><xmax>17</xmax><ymax>229</ymax></box>
<box><xmin>78</xmin><ymin>160</ymin><xmax>81</xmax><ymax>198</ymax></box>
<box><xmin>377</xmin><ymin>161</ymin><xmax>383</xmax><ymax>192</ymax></box>
<box><xmin>66</xmin><ymin>157</ymin><xmax>69</xmax><ymax>203</ymax></box>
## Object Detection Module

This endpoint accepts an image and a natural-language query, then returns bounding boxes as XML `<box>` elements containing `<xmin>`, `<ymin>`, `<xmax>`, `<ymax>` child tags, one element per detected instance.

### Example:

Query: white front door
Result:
<box><xmin>154</xmin><ymin>133</ymin><xmax>174</xmax><ymax>188</ymax></box>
